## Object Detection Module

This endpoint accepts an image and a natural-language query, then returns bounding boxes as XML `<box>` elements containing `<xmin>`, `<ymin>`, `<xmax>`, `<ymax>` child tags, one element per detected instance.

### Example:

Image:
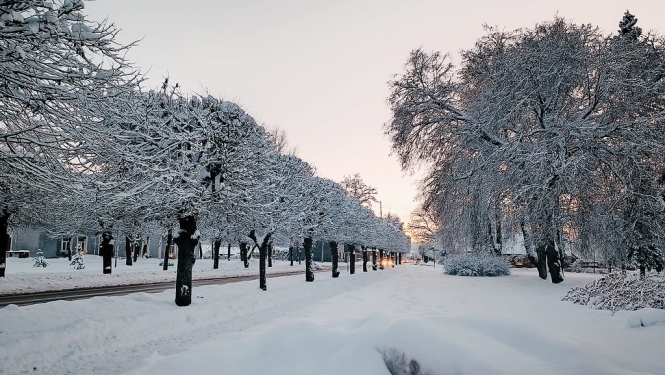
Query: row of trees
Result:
<box><xmin>0</xmin><ymin>1</ymin><xmax>410</xmax><ymax>305</ymax></box>
<box><xmin>389</xmin><ymin>12</ymin><xmax>665</xmax><ymax>282</ymax></box>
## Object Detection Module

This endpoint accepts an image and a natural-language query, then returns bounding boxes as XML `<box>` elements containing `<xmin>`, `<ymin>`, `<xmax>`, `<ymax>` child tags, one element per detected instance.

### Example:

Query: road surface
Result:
<box><xmin>0</xmin><ymin>269</ymin><xmax>317</xmax><ymax>307</ymax></box>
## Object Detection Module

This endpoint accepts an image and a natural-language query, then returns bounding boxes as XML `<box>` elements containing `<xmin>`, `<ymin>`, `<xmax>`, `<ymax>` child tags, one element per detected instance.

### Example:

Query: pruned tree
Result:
<box><xmin>0</xmin><ymin>0</ymin><xmax>139</xmax><ymax>277</ymax></box>
<box><xmin>243</xmin><ymin>153</ymin><xmax>315</xmax><ymax>290</ymax></box>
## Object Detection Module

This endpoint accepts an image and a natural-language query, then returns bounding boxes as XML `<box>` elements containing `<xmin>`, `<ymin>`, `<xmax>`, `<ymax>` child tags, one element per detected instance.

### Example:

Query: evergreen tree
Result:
<box><xmin>619</xmin><ymin>11</ymin><xmax>642</xmax><ymax>40</ymax></box>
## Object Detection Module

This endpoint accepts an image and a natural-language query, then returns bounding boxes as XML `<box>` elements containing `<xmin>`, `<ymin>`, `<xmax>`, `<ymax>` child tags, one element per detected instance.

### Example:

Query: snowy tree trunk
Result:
<box><xmin>546</xmin><ymin>239</ymin><xmax>564</xmax><ymax>283</ymax></box>
<box><xmin>289</xmin><ymin>246</ymin><xmax>294</xmax><ymax>266</ymax></box>
<box><xmin>349</xmin><ymin>244</ymin><xmax>356</xmax><ymax>274</ymax></box>
<box><xmin>379</xmin><ymin>249</ymin><xmax>384</xmax><ymax>269</ymax></box>
<box><xmin>520</xmin><ymin>218</ymin><xmax>538</xmax><ymax>273</ymax></box>
<box><xmin>143</xmin><ymin>238</ymin><xmax>149</xmax><ymax>259</ymax></box>
<box><xmin>268</xmin><ymin>243</ymin><xmax>272</xmax><ymax>268</ymax></box>
<box><xmin>250</xmin><ymin>231</ymin><xmax>271</xmax><ymax>291</ymax></box>
<box><xmin>240</xmin><ymin>242</ymin><xmax>249</xmax><ymax>268</ymax></box>
<box><xmin>174</xmin><ymin>215</ymin><xmax>199</xmax><ymax>307</ymax></box>
<box><xmin>372</xmin><ymin>250</ymin><xmax>377</xmax><ymax>271</ymax></box>
<box><xmin>470</xmin><ymin>191</ymin><xmax>491</xmax><ymax>253</ymax></box>
<box><xmin>362</xmin><ymin>247</ymin><xmax>368</xmax><ymax>272</ymax></box>
<box><xmin>330</xmin><ymin>241</ymin><xmax>340</xmax><ymax>278</ymax></box>
<box><xmin>304</xmin><ymin>237</ymin><xmax>314</xmax><ymax>282</ymax></box>
<box><xmin>259</xmin><ymin>241</ymin><xmax>267</xmax><ymax>290</ymax></box>
<box><xmin>0</xmin><ymin>209</ymin><xmax>10</xmax><ymax>278</ymax></box>
<box><xmin>398</xmin><ymin>253</ymin><xmax>402</xmax><ymax>265</ymax></box>
<box><xmin>494</xmin><ymin>203</ymin><xmax>503</xmax><ymax>256</ymax></box>
<box><xmin>66</xmin><ymin>237</ymin><xmax>72</xmax><ymax>262</ymax></box>
<box><xmin>487</xmin><ymin>222</ymin><xmax>495</xmax><ymax>254</ymax></box>
<box><xmin>227</xmin><ymin>243</ymin><xmax>231</xmax><ymax>261</ymax></box>
<box><xmin>125</xmin><ymin>236</ymin><xmax>133</xmax><ymax>266</ymax></box>
<box><xmin>133</xmin><ymin>239</ymin><xmax>139</xmax><ymax>263</ymax></box>
<box><xmin>101</xmin><ymin>231</ymin><xmax>113</xmax><ymax>275</ymax></box>
<box><xmin>163</xmin><ymin>229</ymin><xmax>172</xmax><ymax>271</ymax></box>
<box><xmin>556</xmin><ymin>229</ymin><xmax>566</xmax><ymax>270</ymax></box>
<box><xmin>534</xmin><ymin>241</ymin><xmax>548</xmax><ymax>280</ymax></box>
<box><xmin>213</xmin><ymin>239</ymin><xmax>221</xmax><ymax>269</ymax></box>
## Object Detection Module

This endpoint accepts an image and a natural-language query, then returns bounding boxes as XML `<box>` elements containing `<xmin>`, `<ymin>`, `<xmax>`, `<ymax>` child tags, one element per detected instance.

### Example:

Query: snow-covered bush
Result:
<box><xmin>69</xmin><ymin>253</ymin><xmax>85</xmax><ymax>270</ymax></box>
<box><xmin>562</xmin><ymin>272</ymin><xmax>665</xmax><ymax>311</ymax></box>
<box><xmin>32</xmin><ymin>251</ymin><xmax>48</xmax><ymax>268</ymax></box>
<box><xmin>443</xmin><ymin>253</ymin><xmax>510</xmax><ymax>277</ymax></box>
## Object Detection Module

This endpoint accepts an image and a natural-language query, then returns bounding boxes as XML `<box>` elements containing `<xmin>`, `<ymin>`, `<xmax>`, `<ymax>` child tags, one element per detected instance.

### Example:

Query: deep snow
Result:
<box><xmin>1</xmin><ymin>265</ymin><xmax>664</xmax><ymax>375</ymax></box>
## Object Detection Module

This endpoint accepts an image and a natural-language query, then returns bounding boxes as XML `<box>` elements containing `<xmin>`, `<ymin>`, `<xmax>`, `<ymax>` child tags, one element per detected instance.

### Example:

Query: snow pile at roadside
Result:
<box><xmin>626</xmin><ymin>308</ymin><xmax>665</xmax><ymax>328</ymax></box>
<box><xmin>1</xmin><ymin>268</ymin><xmax>386</xmax><ymax>375</ymax></box>
<box><xmin>0</xmin><ymin>256</ymin><xmax>301</xmax><ymax>295</ymax></box>
<box><xmin>562</xmin><ymin>271</ymin><xmax>665</xmax><ymax>312</ymax></box>
<box><xmin>2</xmin><ymin>267</ymin><xmax>663</xmax><ymax>375</ymax></box>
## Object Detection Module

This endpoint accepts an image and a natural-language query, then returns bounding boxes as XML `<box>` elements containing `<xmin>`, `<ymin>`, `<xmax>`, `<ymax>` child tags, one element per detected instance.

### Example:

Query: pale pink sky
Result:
<box><xmin>85</xmin><ymin>0</ymin><xmax>664</xmax><ymax>226</ymax></box>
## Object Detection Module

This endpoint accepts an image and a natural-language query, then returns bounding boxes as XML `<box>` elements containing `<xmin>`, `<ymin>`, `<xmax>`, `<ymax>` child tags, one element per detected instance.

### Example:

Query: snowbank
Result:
<box><xmin>1</xmin><ymin>267</ymin><xmax>663</xmax><ymax>375</ymax></box>
<box><xmin>0</xmin><ymin>256</ymin><xmax>301</xmax><ymax>295</ymax></box>
<box><xmin>626</xmin><ymin>308</ymin><xmax>665</xmax><ymax>328</ymax></box>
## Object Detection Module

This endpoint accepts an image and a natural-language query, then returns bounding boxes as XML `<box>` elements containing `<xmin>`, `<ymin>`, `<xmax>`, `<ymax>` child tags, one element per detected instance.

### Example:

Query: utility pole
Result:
<box><xmin>379</xmin><ymin>201</ymin><xmax>382</xmax><ymax>218</ymax></box>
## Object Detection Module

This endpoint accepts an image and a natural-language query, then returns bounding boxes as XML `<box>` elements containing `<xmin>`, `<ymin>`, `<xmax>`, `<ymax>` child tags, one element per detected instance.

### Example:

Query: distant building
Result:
<box><xmin>6</xmin><ymin>227</ymin><xmax>165</xmax><ymax>258</ymax></box>
<box><xmin>311</xmin><ymin>241</ymin><xmax>375</xmax><ymax>262</ymax></box>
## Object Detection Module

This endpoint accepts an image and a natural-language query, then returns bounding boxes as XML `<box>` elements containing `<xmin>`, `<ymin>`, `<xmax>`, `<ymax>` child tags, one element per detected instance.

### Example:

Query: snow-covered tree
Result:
<box><xmin>93</xmin><ymin>87</ymin><xmax>274</xmax><ymax>305</ymax></box>
<box><xmin>407</xmin><ymin>207</ymin><xmax>438</xmax><ymax>244</ymax></box>
<box><xmin>384</xmin><ymin>213</ymin><xmax>404</xmax><ymax>232</ymax></box>
<box><xmin>303</xmin><ymin>177</ymin><xmax>352</xmax><ymax>278</ymax></box>
<box><xmin>244</xmin><ymin>154</ymin><xmax>315</xmax><ymax>290</ymax></box>
<box><xmin>386</xmin><ymin>14</ymin><xmax>665</xmax><ymax>283</ymax></box>
<box><xmin>0</xmin><ymin>0</ymin><xmax>139</xmax><ymax>277</ymax></box>
<box><xmin>340</xmin><ymin>173</ymin><xmax>379</xmax><ymax>210</ymax></box>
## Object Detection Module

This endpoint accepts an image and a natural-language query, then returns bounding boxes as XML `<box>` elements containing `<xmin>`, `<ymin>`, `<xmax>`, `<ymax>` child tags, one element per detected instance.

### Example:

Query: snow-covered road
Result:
<box><xmin>1</xmin><ymin>266</ymin><xmax>664</xmax><ymax>375</ymax></box>
<box><xmin>0</xmin><ymin>256</ymin><xmax>302</xmax><ymax>295</ymax></box>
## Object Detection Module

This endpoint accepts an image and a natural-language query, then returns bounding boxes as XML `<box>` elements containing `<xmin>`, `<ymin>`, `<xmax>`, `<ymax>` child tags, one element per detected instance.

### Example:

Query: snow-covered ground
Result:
<box><xmin>0</xmin><ymin>255</ymin><xmax>301</xmax><ymax>295</ymax></box>
<box><xmin>1</xmin><ymin>265</ymin><xmax>664</xmax><ymax>375</ymax></box>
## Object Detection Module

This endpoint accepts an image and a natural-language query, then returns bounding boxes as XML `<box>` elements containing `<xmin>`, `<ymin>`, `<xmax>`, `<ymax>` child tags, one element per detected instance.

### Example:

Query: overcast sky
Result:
<box><xmin>84</xmin><ymin>0</ymin><xmax>664</xmax><ymax>226</ymax></box>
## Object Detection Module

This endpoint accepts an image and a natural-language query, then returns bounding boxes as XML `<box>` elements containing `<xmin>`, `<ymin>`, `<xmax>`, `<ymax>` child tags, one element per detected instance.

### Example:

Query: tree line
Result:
<box><xmin>0</xmin><ymin>0</ymin><xmax>410</xmax><ymax>306</ymax></box>
<box><xmin>388</xmin><ymin>12</ymin><xmax>665</xmax><ymax>283</ymax></box>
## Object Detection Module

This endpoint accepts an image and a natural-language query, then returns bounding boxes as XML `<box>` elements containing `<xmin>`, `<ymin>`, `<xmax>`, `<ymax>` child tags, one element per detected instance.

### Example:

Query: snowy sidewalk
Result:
<box><xmin>1</xmin><ymin>266</ymin><xmax>664</xmax><ymax>375</ymax></box>
<box><xmin>0</xmin><ymin>256</ymin><xmax>308</xmax><ymax>295</ymax></box>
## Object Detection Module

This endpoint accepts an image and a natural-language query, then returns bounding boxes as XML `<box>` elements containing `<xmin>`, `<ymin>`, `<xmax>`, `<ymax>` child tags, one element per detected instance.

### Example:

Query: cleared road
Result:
<box><xmin>0</xmin><ymin>269</ymin><xmax>316</xmax><ymax>307</ymax></box>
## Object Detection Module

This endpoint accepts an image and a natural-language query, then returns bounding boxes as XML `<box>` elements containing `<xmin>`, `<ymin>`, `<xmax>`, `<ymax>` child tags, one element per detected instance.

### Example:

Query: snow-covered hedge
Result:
<box><xmin>562</xmin><ymin>272</ymin><xmax>665</xmax><ymax>312</ymax></box>
<box><xmin>443</xmin><ymin>253</ymin><xmax>510</xmax><ymax>277</ymax></box>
